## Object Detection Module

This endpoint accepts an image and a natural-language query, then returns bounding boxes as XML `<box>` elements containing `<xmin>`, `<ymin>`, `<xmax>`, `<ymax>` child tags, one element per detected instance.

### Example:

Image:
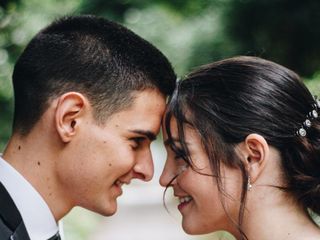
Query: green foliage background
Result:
<box><xmin>1</xmin><ymin>0</ymin><xmax>320</xmax><ymax>239</ymax></box>
<box><xmin>1</xmin><ymin>0</ymin><xmax>320</xmax><ymax>150</ymax></box>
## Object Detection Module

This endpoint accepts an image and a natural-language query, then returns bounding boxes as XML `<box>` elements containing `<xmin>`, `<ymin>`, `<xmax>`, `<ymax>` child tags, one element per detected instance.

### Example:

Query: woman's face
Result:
<box><xmin>160</xmin><ymin>118</ymin><xmax>242</xmax><ymax>235</ymax></box>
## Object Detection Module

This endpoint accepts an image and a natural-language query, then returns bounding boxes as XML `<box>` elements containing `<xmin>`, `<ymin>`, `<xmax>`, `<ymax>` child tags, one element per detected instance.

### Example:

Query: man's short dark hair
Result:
<box><xmin>12</xmin><ymin>15</ymin><xmax>176</xmax><ymax>135</ymax></box>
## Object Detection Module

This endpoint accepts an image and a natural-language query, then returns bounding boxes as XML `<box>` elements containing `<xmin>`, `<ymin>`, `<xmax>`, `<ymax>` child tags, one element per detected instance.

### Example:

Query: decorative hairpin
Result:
<box><xmin>296</xmin><ymin>96</ymin><xmax>320</xmax><ymax>137</ymax></box>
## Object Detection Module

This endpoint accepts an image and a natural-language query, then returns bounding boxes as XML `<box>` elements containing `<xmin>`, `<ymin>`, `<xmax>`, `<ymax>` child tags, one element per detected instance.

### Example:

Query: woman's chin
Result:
<box><xmin>182</xmin><ymin>221</ymin><xmax>213</xmax><ymax>235</ymax></box>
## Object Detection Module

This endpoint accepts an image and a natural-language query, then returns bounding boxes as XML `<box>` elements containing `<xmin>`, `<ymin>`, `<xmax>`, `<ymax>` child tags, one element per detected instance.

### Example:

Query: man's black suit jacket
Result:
<box><xmin>0</xmin><ymin>182</ymin><xmax>30</xmax><ymax>240</ymax></box>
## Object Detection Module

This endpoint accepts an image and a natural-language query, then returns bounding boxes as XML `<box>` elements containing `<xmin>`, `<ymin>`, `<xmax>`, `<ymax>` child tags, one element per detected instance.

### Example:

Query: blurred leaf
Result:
<box><xmin>225</xmin><ymin>0</ymin><xmax>320</xmax><ymax>77</ymax></box>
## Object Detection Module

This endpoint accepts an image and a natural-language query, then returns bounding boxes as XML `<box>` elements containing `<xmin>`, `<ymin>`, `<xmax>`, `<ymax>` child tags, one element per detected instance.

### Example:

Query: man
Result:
<box><xmin>0</xmin><ymin>15</ymin><xmax>176</xmax><ymax>240</ymax></box>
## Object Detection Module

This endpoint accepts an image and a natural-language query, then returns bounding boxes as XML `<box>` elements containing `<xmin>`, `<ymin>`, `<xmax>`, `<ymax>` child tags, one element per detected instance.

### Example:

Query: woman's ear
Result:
<box><xmin>55</xmin><ymin>92</ymin><xmax>88</xmax><ymax>143</ymax></box>
<box><xmin>240</xmin><ymin>134</ymin><xmax>269</xmax><ymax>183</ymax></box>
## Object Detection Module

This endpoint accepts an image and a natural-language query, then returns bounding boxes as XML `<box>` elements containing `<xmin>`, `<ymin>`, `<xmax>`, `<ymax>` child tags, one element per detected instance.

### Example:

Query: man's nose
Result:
<box><xmin>132</xmin><ymin>149</ymin><xmax>154</xmax><ymax>182</ymax></box>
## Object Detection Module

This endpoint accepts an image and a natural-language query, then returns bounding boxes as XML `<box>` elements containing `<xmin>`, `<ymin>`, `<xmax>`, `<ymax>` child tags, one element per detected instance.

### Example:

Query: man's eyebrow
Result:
<box><xmin>130</xmin><ymin>130</ymin><xmax>157</xmax><ymax>141</ymax></box>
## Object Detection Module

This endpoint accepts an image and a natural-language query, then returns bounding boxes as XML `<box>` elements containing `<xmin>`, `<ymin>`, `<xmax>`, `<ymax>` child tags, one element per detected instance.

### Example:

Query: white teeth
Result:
<box><xmin>179</xmin><ymin>196</ymin><xmax>192</xmax><ymax>204</ymax></box>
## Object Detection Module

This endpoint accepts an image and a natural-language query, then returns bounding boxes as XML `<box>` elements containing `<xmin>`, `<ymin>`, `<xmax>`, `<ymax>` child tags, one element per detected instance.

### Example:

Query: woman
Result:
<box><xmin>160</xmin><ymin>56</ymin><xmax>320</xmax><ymax>239</ymax></box>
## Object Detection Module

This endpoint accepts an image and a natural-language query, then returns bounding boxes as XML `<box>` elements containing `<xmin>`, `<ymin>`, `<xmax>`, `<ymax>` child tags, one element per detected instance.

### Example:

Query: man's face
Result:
<box><xmin>57</xmin><ymin>89</ymin><xmax>166</xmax><ymax>216</ymax></box>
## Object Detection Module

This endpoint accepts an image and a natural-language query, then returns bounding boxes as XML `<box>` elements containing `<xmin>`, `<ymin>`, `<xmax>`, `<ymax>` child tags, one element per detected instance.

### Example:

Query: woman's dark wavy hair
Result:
<box><xmin>165</xmin><ymin>56</ymin><xmax>320</xmax><ymax>239</ymax></box>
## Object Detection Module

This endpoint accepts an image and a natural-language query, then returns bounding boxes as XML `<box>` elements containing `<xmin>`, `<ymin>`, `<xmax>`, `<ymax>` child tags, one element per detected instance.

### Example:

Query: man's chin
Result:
<box><xmin>85</xmin><ymin>201</ymin><xmax>118</xmax><ymax>217</ymax></box>
<box><xmin>100</xmin><ymin>208</ymin><xmax>117</xmax><ymax>217</ymax></box>
<box><xmin>100</xmin><ymin>202</ymin><xmax>118</xmax><ymax>216</ymax></box>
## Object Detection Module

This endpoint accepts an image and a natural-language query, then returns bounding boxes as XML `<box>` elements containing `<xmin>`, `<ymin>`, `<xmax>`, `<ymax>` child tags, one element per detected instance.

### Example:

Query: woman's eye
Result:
<box><xmin>174</xmin><ymin>153</ymin><xmax>184</xmax><ymax>160</ymax></box>
<box><xmin>172</xmin><ymin>148</ymin><xmax>190</xmax><ymax>172</ymax></box>
<box><xmin>173</xmin><ymin>148</ymin><xmax>187</xmax><ymax>161</ymax></box>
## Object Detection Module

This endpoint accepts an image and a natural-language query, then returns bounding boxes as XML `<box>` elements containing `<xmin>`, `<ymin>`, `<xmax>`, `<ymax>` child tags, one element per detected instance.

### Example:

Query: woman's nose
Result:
<box><xmin>159</xmin><ymin>159</ymin><xmax>176</xmax><ymax>187</ymax></box>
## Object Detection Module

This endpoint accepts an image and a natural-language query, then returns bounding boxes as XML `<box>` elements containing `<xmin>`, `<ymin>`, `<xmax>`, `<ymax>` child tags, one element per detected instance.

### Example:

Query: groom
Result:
<box><xmin>0</xmin><ymin>15</ymin><xmax>176</xmax><ymax>239</ymax></box>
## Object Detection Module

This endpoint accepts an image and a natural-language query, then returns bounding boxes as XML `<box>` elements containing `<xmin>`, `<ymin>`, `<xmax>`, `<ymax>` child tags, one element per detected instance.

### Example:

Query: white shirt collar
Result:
<box><xmin>0</xmin><ymin>156</ymin><xmax>59</xmax><ymax>240</ymax></box>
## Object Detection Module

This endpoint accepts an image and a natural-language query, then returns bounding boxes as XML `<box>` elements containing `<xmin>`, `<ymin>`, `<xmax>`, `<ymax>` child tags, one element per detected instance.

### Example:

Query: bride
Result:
<box><xmin>160</xmin><ymin>56</ymin><xmax>320</xmax><ymax>239</ymax></box>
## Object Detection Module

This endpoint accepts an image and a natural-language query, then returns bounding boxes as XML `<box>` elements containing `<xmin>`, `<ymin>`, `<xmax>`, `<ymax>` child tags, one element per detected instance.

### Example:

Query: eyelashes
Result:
<box><xmin>172</xmin><ymin>147</ymin><xmax>188</xmax><ymax>161</ymax></box>
<box><xmin>174</xmin><ymin>152</ymin><xmax>185</xmax><ymax>160</ymax></box>
<box><xmin>170</xmin><ymin>142</ymin><xmax>186</xmax><ymax>158</ymax></box>
<box><xmin>130</xmin><ymin>137</ymin><xmax>146</xmax><ymax>149</ymax></box>
<box><xmin>172</xmin><ymin>147</ymin><xmax>190</xmax><ymax>173</ymax></box>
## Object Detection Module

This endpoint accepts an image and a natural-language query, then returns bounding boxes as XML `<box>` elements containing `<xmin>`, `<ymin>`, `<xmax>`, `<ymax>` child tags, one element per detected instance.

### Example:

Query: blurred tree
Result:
<box><xmin>79</xmin><ymin>0</ymin><xmax>217</xmax><ymax>21</ymax></box>
<box><xmin>225</xmin><ymin>0</ymin><xmax>320</xmax><ymax>77</ymax></box>
<box><xmin>0</xmin><ymin>0</ymin><xmax>81</xmax><ymax>150</ymax></box>
<box><xmin>1</xmin><ymin>0</ymin><xmax>320</xmax><ymax>150</ymax></box>
<box><xmin>78</xmin><ymin>0</ymin><xmax>230</xmax><ymax>74</ymax></box>
<box><xmin>0</xmin><ymin>0</ymin><xmax>20</xmax><ymax>9</ymax></box>
<box><xmin>0</xmin><ymin>1</ymin><xmax>319</xmax><ymax>239</ymax></box>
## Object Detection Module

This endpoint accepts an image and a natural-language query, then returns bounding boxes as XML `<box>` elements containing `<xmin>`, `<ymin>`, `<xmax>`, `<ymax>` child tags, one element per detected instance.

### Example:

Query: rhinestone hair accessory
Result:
<box><xmin>247</xmin><ymin>176</ymin><xmax>252</xmax><ymax>191</ymax></box>
<box><xmin>296</xmin><ymin>96</ymin><xmax>320</xmax><ymax>137</ymax></box>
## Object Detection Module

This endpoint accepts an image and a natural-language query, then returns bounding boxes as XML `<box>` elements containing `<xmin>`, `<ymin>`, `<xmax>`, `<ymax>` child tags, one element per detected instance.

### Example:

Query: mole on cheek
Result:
<box><xmin>109</xmin><ymin>163</ymin><xmax>112</xmax><ymax>167</ymax></box>
<box><xmin>18</xmin><ymin>145</ymin><xmax>21</xmax><ymax>150</ymax></box>
<box><xmin>37</xmin><ymin>161</ymin><xmax>41</xmax><ymax>166</ymax></box>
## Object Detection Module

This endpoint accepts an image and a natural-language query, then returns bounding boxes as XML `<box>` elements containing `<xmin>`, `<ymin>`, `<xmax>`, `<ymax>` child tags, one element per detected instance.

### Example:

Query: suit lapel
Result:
<box><xmin>10</xmin><ymin>221</ymin><xmax>30</xmax><ymax>240</ymax></box>
<box><xmin>0</xmin><ymin>182</ymin><xmax>30</xmax><ymax>240</ymax></box>
<box><xmin>0</xmin><ymin>217</ymin><xmax>12</xmax><ymax>239</ymax></box>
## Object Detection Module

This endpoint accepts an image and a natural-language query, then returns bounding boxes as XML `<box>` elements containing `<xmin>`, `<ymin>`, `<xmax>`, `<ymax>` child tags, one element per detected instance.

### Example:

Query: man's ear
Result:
<box><xmin>55</xmin><ymin>92</ymin><xmax>88</xmax><ymax>143</ymax></box>
<box><xmin>240</xmin><ymin>134</ymin><xmax>269</xmax><ymax>183</ymax></box>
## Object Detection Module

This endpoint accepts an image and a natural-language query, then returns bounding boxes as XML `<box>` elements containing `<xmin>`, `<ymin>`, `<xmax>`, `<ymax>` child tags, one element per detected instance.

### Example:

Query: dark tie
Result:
<box><xmin>48</xmin><ymin>232</ymin><xmax>61</xmax><ymax>240</ymax></box>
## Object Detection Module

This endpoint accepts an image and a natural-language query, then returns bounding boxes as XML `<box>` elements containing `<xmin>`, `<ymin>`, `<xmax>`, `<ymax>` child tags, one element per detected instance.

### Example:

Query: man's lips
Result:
<box><xmin>113</xmin><ymin>179</ymin><xmax>130</xmax><ymax>196</ymax></box>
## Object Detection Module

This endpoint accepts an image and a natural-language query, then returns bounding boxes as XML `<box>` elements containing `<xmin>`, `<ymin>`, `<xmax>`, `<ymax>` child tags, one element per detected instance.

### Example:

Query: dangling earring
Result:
<box><xmin>247</xmin><ymin>176</ymin><xmax>252</xmax><ymax>191</ymax></box>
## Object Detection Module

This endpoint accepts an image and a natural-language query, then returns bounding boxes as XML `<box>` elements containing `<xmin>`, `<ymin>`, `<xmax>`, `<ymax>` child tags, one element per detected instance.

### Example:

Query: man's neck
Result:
<box><xmin>3</xmin><ymin>133</ymin><xmax>73</xmax><ymax>221</ymax></box>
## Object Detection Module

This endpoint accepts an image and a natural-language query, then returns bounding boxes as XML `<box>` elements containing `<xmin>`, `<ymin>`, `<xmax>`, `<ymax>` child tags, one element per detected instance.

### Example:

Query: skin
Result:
<box><xmin>3</xmin><ymin>88</ymin><xmax>166</xmax><ymax>220</ymax></box>
<box><xmin>160</xmin><ymin>117</ymin><xmax>320</xmax><ymax>239</ymax></box>
<box><xmin>160</xmin><ymin>118</ymin><xmax>242</xmax><ymax>236</ymax></box>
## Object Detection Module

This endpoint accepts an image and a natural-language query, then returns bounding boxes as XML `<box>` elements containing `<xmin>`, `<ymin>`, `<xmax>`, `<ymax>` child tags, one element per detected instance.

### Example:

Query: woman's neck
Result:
<box><xmin>242</xmin><ymin>188</ymin><xmax>320</xmax><ymax>240</ymax></box>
